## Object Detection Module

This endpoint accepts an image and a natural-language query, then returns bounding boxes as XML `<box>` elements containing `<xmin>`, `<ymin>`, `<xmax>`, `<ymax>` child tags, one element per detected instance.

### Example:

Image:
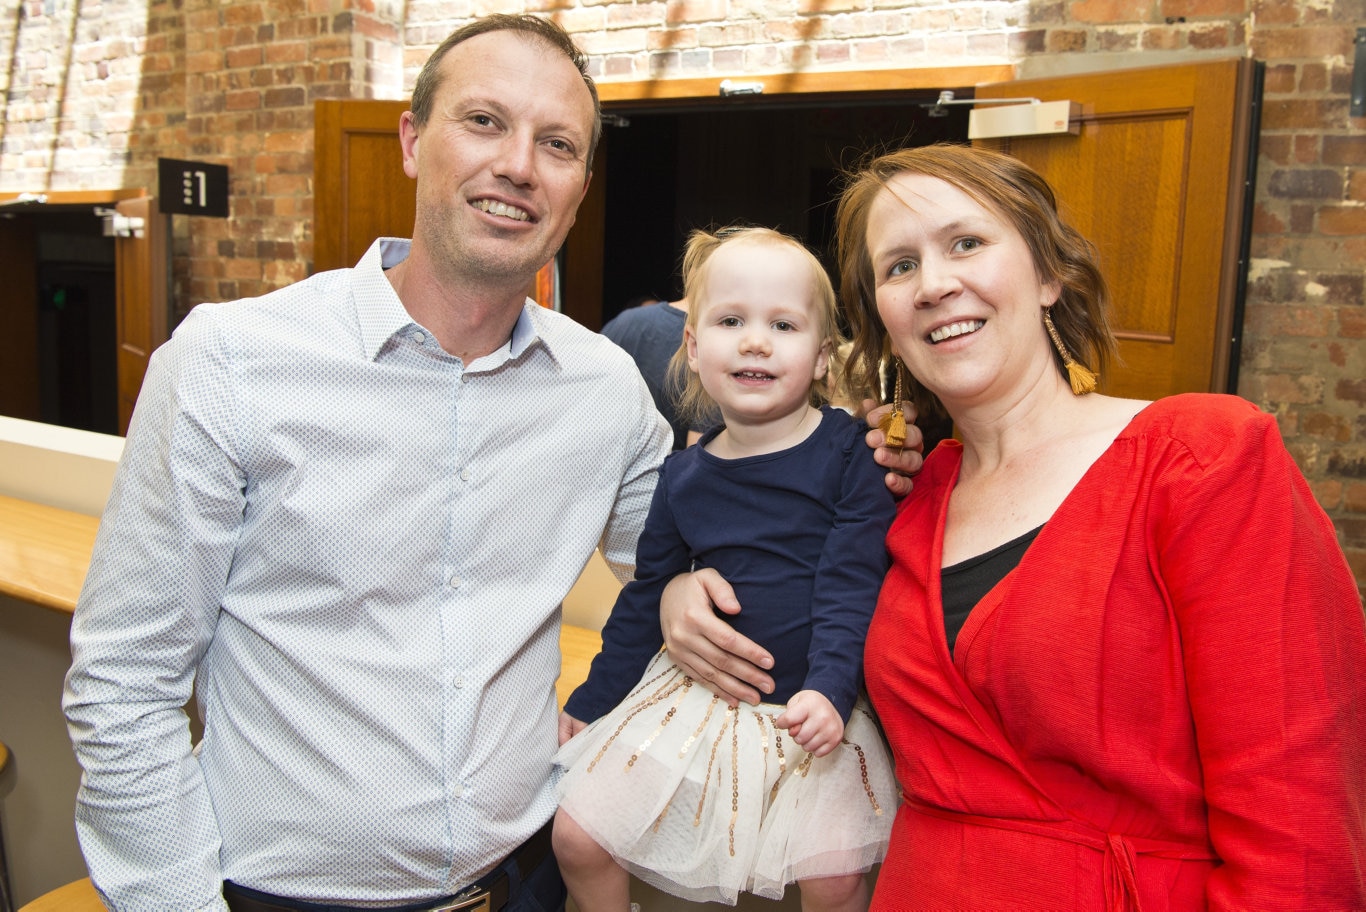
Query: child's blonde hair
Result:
<box><xmin>668</xmin><ymin>225</ymin><xmax>844</xmax><ymax>429</ymax></box>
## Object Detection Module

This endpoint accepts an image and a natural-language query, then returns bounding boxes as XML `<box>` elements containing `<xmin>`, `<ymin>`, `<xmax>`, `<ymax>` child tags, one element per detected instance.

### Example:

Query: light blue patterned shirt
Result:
<box><xmin>64</xmin><ymin>238</ymin><xmax>670</xmax><ymax>911</ymax></box>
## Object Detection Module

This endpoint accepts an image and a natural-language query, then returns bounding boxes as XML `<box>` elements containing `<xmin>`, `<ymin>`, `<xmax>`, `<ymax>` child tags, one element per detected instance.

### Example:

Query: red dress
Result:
<box><xmin>865</xmin><ymin>394</ymin><xmax>1366</xmax><ymax>910</ymax></box>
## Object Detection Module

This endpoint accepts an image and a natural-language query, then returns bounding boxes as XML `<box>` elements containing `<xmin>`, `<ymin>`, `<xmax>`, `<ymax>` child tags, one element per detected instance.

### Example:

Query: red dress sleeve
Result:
<box><xmin>1154</xmin><ymin>400</ymin><xmax>1366</xmax><ymax>907</ymax></box>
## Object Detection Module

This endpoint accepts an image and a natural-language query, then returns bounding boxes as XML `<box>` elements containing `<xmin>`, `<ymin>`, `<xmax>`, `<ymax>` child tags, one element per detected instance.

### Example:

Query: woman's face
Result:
<box><xmin>866</xmin><ymin>173</ymin><xmax>1061</xmax><ymax>413</ymax></box>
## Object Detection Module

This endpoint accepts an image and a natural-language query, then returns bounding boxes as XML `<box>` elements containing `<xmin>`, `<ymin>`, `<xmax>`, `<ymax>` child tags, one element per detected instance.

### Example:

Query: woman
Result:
<box><xmin>831</xmin><ymin>143</ymin><xmax>1366</xmax><ymax>908</ymax></box>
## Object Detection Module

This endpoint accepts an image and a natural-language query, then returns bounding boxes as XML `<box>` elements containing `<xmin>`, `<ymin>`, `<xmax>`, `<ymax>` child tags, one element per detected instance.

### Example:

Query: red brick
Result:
<box><xmin>1289</xmin><ymin>203</ymin><xmax>1316</xmax><ymax>233</ymax></box>
<box><xmin>1162</xmin><ymin>0</ymin><xmax>1244</xmax><ymax>15</ymax></box>
<box><xmin>1319</xmin><ymin>205</ymin><xmax>1366</xmax><ymax>235</ymax></box>
<box><xmin>1252</xmin><ymin>202</ymin><xmax>1287</xmax><ymax>233</ymax></box>
<box><xmin>1304</xmin><ymin>410</ymin><xmax>1354</xmax><ymax>441</ymax></box>
<box><xmin>1347</xmin><ymin>482</ymin><xmax>1366</xmax><ymax>512</ymax></box>
<box><xmin>1252</xmin><ymin>25</ymin><xmax>1354</xmax><ymax>59</ymax></box>
<box><xmin>1189</xmin><ymin>24</ymin><xmax>1231</xmax><ymax>48</ymax></box>
<box><xmin>1262</xmin><ymin>98</ymin><xmax>1345</xmax><ymax>130</ymax></box>
<box><xmin>1047</xmin><ymin>28</ymin><xmax>1089</xmax><ymax>52</ymax></box>
<box><xmin>1070</xmin><ymin>0</ymin><xmax>1149</xmax><ymax>24</ymax></box>
<box><xmin>1293</xmin><ymin>134</ymin><xmax>1321</xmax><ymax>164</ymax></box>
<box><xmin>1259</xmin><ymin>134</ymin><xmax>1293</xmax><ymax>164</ymax></box>
<box><xmin>1338</xmin><ymin>307</ymin><xmax>1366</xmax><ymax>338</ymax></box>
<box><xmin>1312</xmin><ymin>477</ymin><xmax>1345</xmax><ymax>508</ymax></box>
<box><xmin>1300</xmin><ymin>62</ymin><xmax>1329</xmax><ymax>92</ymax></box>
<box><xmin>1324</xmin><ymin>135</ymin><xmax>1366</xmax><ymax>165</ymax></box>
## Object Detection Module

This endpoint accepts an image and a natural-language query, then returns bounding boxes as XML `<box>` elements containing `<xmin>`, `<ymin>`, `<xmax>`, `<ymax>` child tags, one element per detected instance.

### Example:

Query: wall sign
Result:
<box><xmin>157</xmin><ymin>157</ymin><xmax>229</xmax><ymax>217</ymax></box>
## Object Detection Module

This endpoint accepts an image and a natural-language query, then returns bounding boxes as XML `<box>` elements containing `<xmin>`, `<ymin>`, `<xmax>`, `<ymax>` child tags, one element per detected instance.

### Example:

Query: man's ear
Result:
<box><xmin>398</xmin><ymin>111</ymin><xmax>420</xmax><ymax>180</ymax></box>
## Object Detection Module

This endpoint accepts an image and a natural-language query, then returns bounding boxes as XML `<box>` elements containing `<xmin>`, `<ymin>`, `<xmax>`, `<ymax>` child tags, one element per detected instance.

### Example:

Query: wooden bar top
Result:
<box><xmin>0</xmin><ymin>494</ymin><xmax>100</xmax><ymax>614</ymax></box>
<box><xmin>0</xmin><ymin>493</ymin><xmax>602</xmax><ymax>705</ymax></box>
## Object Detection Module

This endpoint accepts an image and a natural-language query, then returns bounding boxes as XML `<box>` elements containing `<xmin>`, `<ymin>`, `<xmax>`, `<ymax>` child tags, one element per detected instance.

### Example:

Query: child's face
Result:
<box><xmin>685</xmin><ymin>240</ymin><xmax>830</xmax><ymax>427</ymax></box>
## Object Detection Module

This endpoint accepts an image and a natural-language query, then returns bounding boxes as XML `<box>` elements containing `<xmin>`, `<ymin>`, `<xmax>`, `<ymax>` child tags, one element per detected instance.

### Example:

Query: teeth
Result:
<box><xmin>473</xmin><ymin>199</ymin><xmax>530</xmax><ymax>222</ymax></box>
<box><xmin>736</xmin><ymin>371</ymin><xmax>771</xmax><ymax>379</ymax></box>
<box><xmin>929</xmin><ymin>320</ymin><xmax>984</xmax><ymax>344</ymax></box>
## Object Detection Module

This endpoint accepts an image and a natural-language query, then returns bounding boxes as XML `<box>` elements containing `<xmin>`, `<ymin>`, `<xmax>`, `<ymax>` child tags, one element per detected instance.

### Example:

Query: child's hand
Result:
<box><xmin>559</xmin><ymin>711</ymin><xmax>587</xmax><ymax>747</ymax></box>
<box><xmin>773</xmin><ymin>690</ymin><xmax>844</xmax><ymax>758</ymax></box>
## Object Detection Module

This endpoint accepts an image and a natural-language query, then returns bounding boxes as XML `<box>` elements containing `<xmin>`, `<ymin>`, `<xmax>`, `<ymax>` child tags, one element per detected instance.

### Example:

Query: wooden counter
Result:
<box><xmin>0</xmin><ymin>493</ymin><xmax>602</xmax><ymax>705</ymax></box>
<box><xmin>0</xmin><ymin>495</ymin><xmax>100</xmax><ymax>613</ymax></box>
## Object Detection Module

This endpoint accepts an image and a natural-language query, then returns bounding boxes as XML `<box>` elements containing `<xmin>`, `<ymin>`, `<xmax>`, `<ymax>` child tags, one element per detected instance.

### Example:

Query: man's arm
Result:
<box><xmin>63</xmin><ymin>310</ymin><xmax>242</xmax><ymax>911</ymax></box>
<box><xmin>659</xmin><ymin>568</ymin><xmax>774</xmax><ymax>706</ymax></box>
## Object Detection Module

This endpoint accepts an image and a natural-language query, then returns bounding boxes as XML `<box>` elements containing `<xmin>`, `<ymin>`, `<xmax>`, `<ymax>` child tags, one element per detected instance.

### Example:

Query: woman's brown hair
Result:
<box><xmin>835</xmin><ymin>143</ymin><xmax>1116</xmax><ymax>416</ymax></box>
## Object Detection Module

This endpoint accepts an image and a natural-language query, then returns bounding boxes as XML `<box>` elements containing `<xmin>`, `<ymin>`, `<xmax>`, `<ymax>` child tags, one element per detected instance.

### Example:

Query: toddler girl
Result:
<box><xmin>553</xmin><ymin>226</ymin><xmax>897</xmax><ymax>911</ymax></box>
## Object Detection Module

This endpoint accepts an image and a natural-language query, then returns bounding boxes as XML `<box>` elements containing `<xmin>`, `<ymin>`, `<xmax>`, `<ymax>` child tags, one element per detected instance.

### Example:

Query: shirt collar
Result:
<box><xmin>353</xmin><ymin>237</ymin><xmax>556</xmax><ymax>367</ymax></box>
<box><xmin>354</xmin><ymin>238</ymin><xmax>420</xmax><ymax>362</ymax></box>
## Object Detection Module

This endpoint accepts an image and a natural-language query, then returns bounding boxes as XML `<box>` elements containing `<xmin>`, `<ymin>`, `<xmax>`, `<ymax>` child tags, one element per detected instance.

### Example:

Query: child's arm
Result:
<box><xmin>802</xmin><ymin>423</ymin><xmax>899</xmax><ymax>721</ymax></box>
<box><xmin>774</xmin><ymin>690</ymin><xmax>844</xmax><ymax>757</ymax></box>
<box><xmin>563</xmin><ymin>466</ymin><xmax>692</xmax><ymax>725</ymax></box>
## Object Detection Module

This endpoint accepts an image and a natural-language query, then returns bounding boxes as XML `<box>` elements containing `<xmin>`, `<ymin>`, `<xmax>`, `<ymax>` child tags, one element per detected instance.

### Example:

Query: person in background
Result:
<box><xmin>63</xmin><ymin>15</ymin><xmax>667</xmax><ymax>912</ymax></box>
<box><xmin>602</xmin><ymin>295</ymin><xmax>718</xmax><ymax>448</ymax></box>
<box><xmin>836</xmin><ymin>143</ymin><xmax>1366</xmax><ymax>908</ymax></box>
<box><xmin>554</xmin><ymin>226</ymin><xmax>896</xmax><ymax>911</ymax></box>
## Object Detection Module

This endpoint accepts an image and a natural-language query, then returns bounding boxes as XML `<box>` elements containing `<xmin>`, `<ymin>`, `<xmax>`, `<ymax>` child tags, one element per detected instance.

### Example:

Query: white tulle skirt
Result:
<box><xmin>554</xmin><ymin>651</ymin><xmax>897</xmax><ymax>905</ymax></box>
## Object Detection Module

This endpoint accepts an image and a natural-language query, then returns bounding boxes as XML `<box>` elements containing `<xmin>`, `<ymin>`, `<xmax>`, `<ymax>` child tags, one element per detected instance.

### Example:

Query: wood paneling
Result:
<box><xmin>314</xmin><ymin>100</ymin><xmax>416</xmax><ymax>273</ymax></box>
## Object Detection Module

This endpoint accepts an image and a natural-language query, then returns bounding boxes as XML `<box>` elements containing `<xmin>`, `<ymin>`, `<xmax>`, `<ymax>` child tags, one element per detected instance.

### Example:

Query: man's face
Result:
<box><xmin>400</xmin><ymin>29</ymin><xmax>595</xmax><ymax>287</ymax></box>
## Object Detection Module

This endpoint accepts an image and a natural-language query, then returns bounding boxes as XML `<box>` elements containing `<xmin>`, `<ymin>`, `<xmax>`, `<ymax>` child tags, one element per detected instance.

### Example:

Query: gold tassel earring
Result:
<box><xmin>878</xmin><ymin>357</ymin><xmax>908</xmax><ymax>448</ymax></box>
<box><xmin>1042</xmin><ymin>308</ymin><xmax>1097</xmax><ymax>395</ymax></box>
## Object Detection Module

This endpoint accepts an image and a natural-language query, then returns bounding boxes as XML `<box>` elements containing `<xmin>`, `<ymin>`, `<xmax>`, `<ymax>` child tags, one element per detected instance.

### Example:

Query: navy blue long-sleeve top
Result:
<box><xmin>565</xmin><ymin>406</ymin><xmax>896</xmax><ymax>724</ymax></box>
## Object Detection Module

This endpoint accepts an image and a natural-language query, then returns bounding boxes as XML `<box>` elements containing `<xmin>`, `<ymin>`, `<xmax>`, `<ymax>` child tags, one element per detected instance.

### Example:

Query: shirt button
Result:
<box><xmin>451</xmin><ymin>783</ymin><xmax>464</xmax><ymax>799</ymax></box>
<box><xmin>412</xmin><ymin>331</ymin><xmax>426</xmax><ymax>345</ymax></box>
<box><xmin>453</xmin><ymin>675</ymin><xmax>465</xmax><ymax>689</ymax></box>
<box><xmin>447</xmin><ymin>574</ymin><xmax>462</xmax><ymax>589</ymax></box>
<box><xmin>459</xmin><ymin>467</ymin><xmax>472</xmax><ymax>482</ymax></box>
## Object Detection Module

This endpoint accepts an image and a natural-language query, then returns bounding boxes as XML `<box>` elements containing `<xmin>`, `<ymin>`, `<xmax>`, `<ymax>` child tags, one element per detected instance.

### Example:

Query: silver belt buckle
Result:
<box><xmin>428</xmin><ymin>885</ymin><xmax>492</xmax><ymax>912</ymax></box>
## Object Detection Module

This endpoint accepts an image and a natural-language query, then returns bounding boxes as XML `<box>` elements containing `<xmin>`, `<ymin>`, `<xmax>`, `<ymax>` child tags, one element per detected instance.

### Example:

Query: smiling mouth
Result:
<box><xmin>472</xmin><ymin>199</ymin><xmax>531</xmax><ymax>222</ymax></box>
<box><xmin>928</xmin><ymin>320</ymin><xmax>985</xmax><ymax>344</ymax></box>
<box><xmin>733</xmin><ymin>370</ymin><xmax>775</xmax><ymax>381</ymax></box>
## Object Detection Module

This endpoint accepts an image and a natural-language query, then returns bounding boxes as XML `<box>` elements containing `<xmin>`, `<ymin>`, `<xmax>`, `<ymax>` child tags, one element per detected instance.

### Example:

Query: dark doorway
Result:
<box><xmin>0</xmin><ymin>207</ymin><xmax>119</xmax><ymax>434</ymax></box>
<box><xmin>598</xmin><ymin>95</ymin><xmax>970</xmax><ymax>322</ymax></box>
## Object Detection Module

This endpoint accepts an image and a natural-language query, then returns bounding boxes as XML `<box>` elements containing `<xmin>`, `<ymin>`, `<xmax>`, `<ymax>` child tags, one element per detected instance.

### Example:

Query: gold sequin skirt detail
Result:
<box><xmin>554</xmin><ymin>651</ymin><xmax>896</xmax><ymax>904</ymax></box>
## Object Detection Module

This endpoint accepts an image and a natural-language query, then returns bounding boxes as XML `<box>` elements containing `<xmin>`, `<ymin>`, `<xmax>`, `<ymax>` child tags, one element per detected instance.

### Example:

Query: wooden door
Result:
<box><xmin>314</xmin><ymin>100</ymin><xmax>417</xmax><ymax>273</ymax></box>
<box><xmin>976</xmin><ymin>58</ymin><xmax>1255</xmax><ymax>397</ymax></box>
<box><xmin>114</xmin><ymin>196</ymin><xmax>169</xmax><ymax>434</ymax></box>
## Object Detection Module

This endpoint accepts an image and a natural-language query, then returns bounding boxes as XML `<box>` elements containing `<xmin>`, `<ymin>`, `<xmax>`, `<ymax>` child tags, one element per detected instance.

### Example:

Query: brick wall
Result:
<box><xmin>1241</xmin><ymin>0</ymin><xmax>1366</xmax><ymax>589</ymax></box>
<box><xmin>0</xmin><ymin>0</ymin><xmax>1362</xmax><ymax>593</ymax></box>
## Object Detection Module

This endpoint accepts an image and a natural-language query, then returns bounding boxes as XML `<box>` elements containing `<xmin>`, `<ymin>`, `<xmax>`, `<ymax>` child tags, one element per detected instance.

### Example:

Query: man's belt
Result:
<box><xmin>223</xmin><ymin>821</ymin><xmax>553</xmax><ymax>912</ymax></box>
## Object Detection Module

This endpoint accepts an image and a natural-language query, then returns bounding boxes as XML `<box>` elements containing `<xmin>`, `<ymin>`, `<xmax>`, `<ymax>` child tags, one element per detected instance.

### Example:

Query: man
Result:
<box><xmin>65</xmin><ymin>16</ymin><xmax>667</xmax><ymax>912</ymax></box>
<box><xmin>64</xmin><ymin>14</ymin><xmax>924</xmax><ymax>910</ymax></box>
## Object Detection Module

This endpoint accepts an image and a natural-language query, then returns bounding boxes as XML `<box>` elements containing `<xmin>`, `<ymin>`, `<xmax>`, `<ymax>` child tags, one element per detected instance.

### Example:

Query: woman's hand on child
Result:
<box><xmin>774</xmin><ymin>690</ymin><xmax>844</xmax><ymax>758</ymax></box>
<box><xmin>559</xmin><ymin>711</ymin><xmax>587</xmax><ymax>747</ymax></box>
<box><xmin>863</xmin><ymin>399</ymin><xmax>925</xmax><ymax>498</ymax></box>
<box><xmin>660</xmin><ymin>568</ymin><xmax>775</xmax><ymax>707</ymax></box>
